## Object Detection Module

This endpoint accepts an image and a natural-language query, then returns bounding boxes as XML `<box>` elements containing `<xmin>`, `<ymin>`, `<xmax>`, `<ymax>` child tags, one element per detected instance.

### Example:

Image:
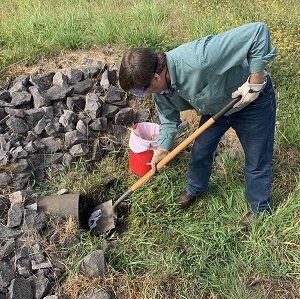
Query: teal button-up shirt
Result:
<box><xmin>153</xmin><ymin>22</ymin><xmax>277</xmax><ymax>150</ymax></box>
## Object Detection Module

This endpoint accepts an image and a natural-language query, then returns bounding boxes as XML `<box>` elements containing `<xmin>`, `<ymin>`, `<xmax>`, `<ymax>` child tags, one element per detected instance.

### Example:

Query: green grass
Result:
<box><xmin>100</xmin><ymin>151</ymin><xmax>300</xmax><ymax>298</ymax></box>
<box><xmin>1</xmin><ymin>0</ymin><xmax>300</xmax><ymax>298</ymax></box>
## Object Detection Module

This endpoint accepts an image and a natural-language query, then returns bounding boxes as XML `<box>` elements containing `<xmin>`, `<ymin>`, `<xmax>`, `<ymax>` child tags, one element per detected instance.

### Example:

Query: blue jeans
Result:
<box><xmin>186</xmin><ymin>78</ymin><xmax>276</xmax><ymax>214</ymax></box>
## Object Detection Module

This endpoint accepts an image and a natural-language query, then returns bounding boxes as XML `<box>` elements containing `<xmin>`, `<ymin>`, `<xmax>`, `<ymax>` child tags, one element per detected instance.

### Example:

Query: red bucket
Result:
<box><xmin>129</xmin><ymin>149</ymin><xmax>153</xmax><ymax>176</ymax></box>
<box><xmin>128</xmin><ymin>122</ymin><xmax>159</xmax><ymax>177</ymax></box>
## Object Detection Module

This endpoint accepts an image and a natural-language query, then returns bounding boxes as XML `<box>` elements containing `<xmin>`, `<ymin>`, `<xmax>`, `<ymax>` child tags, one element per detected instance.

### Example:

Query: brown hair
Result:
<box><xmin>119</xmin><ymin>48</ymin><xmax>166</xmax><ymax>91</ymax></box>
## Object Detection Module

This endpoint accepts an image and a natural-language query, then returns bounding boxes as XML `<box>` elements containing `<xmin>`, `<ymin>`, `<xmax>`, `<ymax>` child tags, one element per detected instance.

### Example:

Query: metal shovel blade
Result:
<box><xmin>88</xmin><ymin>200</ymin><xmax>115</xmax><ymax>235</ymax></box>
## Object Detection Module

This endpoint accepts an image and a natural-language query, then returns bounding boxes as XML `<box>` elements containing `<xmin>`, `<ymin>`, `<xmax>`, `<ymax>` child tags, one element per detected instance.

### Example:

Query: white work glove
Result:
<box><xmin>151</xmin><ymin>148</ymin><xmax>169</xmax><ymax>173</ymax></box>
<box><xmin>232</xmin><ymin>76</ymin><xmax>266</xmax><ymax>108</ymax></box>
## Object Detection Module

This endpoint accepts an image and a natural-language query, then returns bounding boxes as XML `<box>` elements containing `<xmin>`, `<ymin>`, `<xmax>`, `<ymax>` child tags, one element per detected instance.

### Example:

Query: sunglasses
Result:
<box><xmin>130</xmin><ymin>84</ymin><xmax>151</xmax><ymax>97</ymax></box>
<box><xmin>130</xmin><ymin>57</ymin><xmax>158</xmax><ymax>98</ymax></box>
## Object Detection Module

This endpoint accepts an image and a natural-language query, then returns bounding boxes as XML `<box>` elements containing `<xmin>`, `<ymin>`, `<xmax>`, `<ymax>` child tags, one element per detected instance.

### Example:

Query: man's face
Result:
<box><xmin>130</xmin><ymin>68</ymin><xmax>168</xmax><ymax>97</ymax></box>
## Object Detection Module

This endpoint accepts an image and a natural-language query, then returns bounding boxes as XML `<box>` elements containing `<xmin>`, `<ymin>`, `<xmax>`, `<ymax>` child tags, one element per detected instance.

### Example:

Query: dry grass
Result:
<box><xmin>6</xmin><ymin>45</ymin><xmax>124</xmax><ymax>80</ymax></box>
<box><xmin>59</xmin><ymin>271</ymin><xmax>300</xmax><ymax>299</ymax></box>
<box><xmin>180</xmin><ymin>110</ymin><xmax>200</xmax><ymax>132</ymax></box>
<box><xmin>273</xmin><ymin>145</ymin><xmax>300</xmax><ymax>200</ymax></box>
<box><xmin>51</xmin><ymin>216</ymin><xmax>79</xmax><ymax>244</ymax></box>
<box><xmin>246</xmin><ymin>277</ymin><xmax>300</xmax><ymax>299</ymax></box>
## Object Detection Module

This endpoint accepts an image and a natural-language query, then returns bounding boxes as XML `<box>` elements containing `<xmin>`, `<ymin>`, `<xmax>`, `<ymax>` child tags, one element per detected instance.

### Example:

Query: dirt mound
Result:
<box><xmin>11</xmin><ymin>46</ymin><xmax>124</xmax><ymax>78</ymax></box>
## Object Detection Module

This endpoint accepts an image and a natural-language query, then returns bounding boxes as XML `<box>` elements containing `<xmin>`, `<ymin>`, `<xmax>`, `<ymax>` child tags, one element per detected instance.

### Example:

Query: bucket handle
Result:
<box><xmin>131</xmin><ymin>150</ymin><xmax>153</xmax><ymax>165</ymax></box>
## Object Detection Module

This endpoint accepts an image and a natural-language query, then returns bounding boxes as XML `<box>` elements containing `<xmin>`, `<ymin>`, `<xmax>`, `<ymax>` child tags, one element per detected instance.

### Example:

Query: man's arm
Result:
<box><xmin>249</xmin><ymin>71</ymin><xmax>264</xmax><ymax>84</ymax></box>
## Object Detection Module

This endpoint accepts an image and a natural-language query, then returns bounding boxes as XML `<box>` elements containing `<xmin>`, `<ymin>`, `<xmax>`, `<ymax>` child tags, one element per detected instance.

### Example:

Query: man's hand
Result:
<box><xmin>151</xmin><ymin>148</ymin><xmax>169</xmax><ymax>173</ymax></box>
<box><xmin>232</xmin><ymin>74</ymin><xmax>266</xmax><ymax>108</ymax></box>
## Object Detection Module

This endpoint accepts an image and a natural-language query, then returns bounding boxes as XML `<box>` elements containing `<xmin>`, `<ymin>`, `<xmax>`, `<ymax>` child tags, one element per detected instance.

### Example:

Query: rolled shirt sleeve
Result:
<box><xmin>199</xmin><ymin>22</ymin><xmax>277</xmax><ymax>75</ymax></box>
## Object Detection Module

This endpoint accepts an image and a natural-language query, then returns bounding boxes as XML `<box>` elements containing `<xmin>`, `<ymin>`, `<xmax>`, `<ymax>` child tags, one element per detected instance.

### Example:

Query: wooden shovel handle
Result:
<box><xmin>131</xmin><ymin>96</ymin><xmax>241</xmax><ymax>192</ymax></box>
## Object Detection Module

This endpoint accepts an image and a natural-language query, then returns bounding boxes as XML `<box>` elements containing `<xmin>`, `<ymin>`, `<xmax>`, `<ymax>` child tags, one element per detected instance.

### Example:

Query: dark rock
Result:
<box><xmin>85</xmin><ymin>93</ymin><xmax>103</xmax><ymax>119</ymax></box>
<box><xmin>24</xmin><ymin>108</ymin><xmax>45</xmax><ymax>127</ymax></box>
<box><xmin>34</xmin><ymin>117</ymin><xmax>49</xmax><ymax>135</ymax></box>
<box><xmin>135</xmin><ymin>108</ymin><xmax>150</xmax><ymax>123</ymax></box>
<box><xmin>108</xmin><ymin>69</ymin><xmax>117</xmax><ymax>86</ymax></box>
<box><xmin>59</xmin><ymin>110</ymin><xmax>77</xmax><ymax>130</ymax></box>
<box><xmin>0</xmin><ymin>90</ymin><xmax>11</xmax><ymax>102</ymax></box>
<box><xmin>112</xmin><ymin>125</ymin><xmax>128</xmax><ymax>141</ymax></box>
<box><xmin>90</xmin><ymin>117</ymin><xmax>107</xmax><ymax>132</ymax></box>
<box><xmin>69</xmin><ymin>143</ymin><xmax>89</xmax><ymax>157</ymax></box>
<box><xmin>16</xmin><ymin>258</ymin><xmax>31</xmax><ymax>278</ymax></box>
<box><xmin>40</xmin><ymin>137</ymin><xmax>62</xmax><ymax>153</ymax></box>
<box><xmin>32</xmin><ymin>275</ymin><xmax>50</xmax><ymax>299</ymax></box>
<box><xmin>91</xmin><ymin>138</ymin><xmax>104</xmax><ymax>161</ymax></box>
<box><xmin>64</xmin><ymin>130</ymin><xmax>87</xmax><ymax>148</ymax></box>
<box><xmin>100</xmin><ymin>104</ymin><xmax>119</xmax><ymax>119</ymax></box>
<box><xmin>66</xmin><ymin>68</ymin><xmax>83</xmax><ymax>84</ymax></box>
<box><xmin>0</xmin><ymin>262</ymin><xmax>15</xmax><ymax>288</ymax></box>
<box><xmin>61</xmin><ymin>235</ymin><xmax>79</xmax><ymax>248</ymax></box>
<box><xmin>24</xmin><ymin>141</ymin><xmax>38</xmax><ymax>154</ymax></box>
<box><xmin>0</xmin><ymin>228</ymin><xmax>22</xmax><ymax>239</ymax></box>
<box><xmin>73</xmin><ymin>79</ymin><xmax>93</xmax><ymax>94</ymax></box>
<box><xmin>11</xmin><ymin>159</ymin><xmax>29</xmax><ymax>174</ymax></box>
<box><xmin>23</xmin><ymin>209</ymin><xmax>47</xmax><ymax>232</ymax></box>
<box><xmin>29</xmin><ymin>86</ymin><xmax>50</xmax><ymax>108</ymax></box>
<box><xmin>39</xmin><ymin>72</ymin><xmax>55</xmax><ymax>90</ymax></box>
<box><xmin>29</xmin><ymin>244</ymin><xmax>45</xmax><ymax>264</ymax></box>
<box><xmin>0</xmin><ymin>108</ymin><xmax>6</xmax><ymax>121</ymax></box>
<box><xmin>52</xmin><ymin>101</ymin><xmax>67</xmax><ymax>117</ymax></box>
<box><xmin>0</xmin><ymin>100</ymin><xmax>14</xmax><ymax>108</ymax></box>
<box><xmin>80</xmin><ymin>250</ymin><xmax>106</xmax><ymax>278</ymax></box>
<box><xmin>114</xmin><ymin>107</ymin><xmax>133</xmax><ymax>125</ymax></box>
<box><xmin>76</xmin><ymin>119</ymin><xmax>90</xmax><ymax>135</ymax></box>
<box><xmin>10</xmin><ymin>146</ymin><xmax>28</xmax><ymax>161</ymax></box>
<box><xmin>44</xmin><ymin>153</ymin><xmax>63</xmax><ymax>166</ymax></box>
<box><xmin>105</xmin><ymin>86</ymin><xmax>126</xmax><ymax>107</ymax></box>
<box><xmin>45</xmin><ymin>86</ymin><xmax>74</xmax><ymax>101</ymax></box>
<box><xmin>4</xmin><ymin>107</ymin><xmax>25</xmax><ymax>118</ymax></box>
<box><xmin>29</xmin><ymin>74</ymin><xmax>47</xmax><ymax>92</ymax></box>
<box><xmin>6</xmin><ymin>116</ymin><xmax>30</xmax><ymax>134</ymax></box>
<box><xmin>0</xmin><ymin>172</ymin><xmax>11</xmax><ymax>186</ymax></box>
<box><xmin>0</xmin><ymin>151</ymin><xmax>10</xmax><ymax>166</ymax></box>
<box><xmin>42</xmin><ymin>106</ymin><xmax>54</xmax><ymax>120</ymax></box>
<box><xmin>0</xmin><ymin>197</ymin><xmax>12</xmax><ymax>227</ymax></box>
<box><xmin>7</xmin><ymin>277</ymin><xmax>33</xmax><ymax>299</ymax></box>
<box><xmin>10</xmin><ymin>91</ymin><xmax>32</xmax><ymax>106</ymax></box>
<box><xmin>0</xmin><ymin>239</ymin><xmax>15</xmax><ymax>259</ymax></box>
<box><xmin>66</xmin><ymin>96</ymin><xmax>85</xmax><ymax>113</ymax></box>
<box><xmin>45</xmin><ymin>121</ymin><xmax>60</xmax><ymax>137</ymax></box>
<box><xmin>9</xmin><ymin>75</ymin><xmax>30</xmax><ymax>93</ymax></box>
<box><xmin>52</xmin><ymin>72</ymin><xmax>68</xmax><ymax>88</ymax></box>
<box><xmin>79</xmin><ymin>65</ymin><xmax>100</xmax><ymax>79</ymax></box>
<box><xmin>7</xmin><ymin>202</ymin><xmax>24</xmax><ymax>229</ymax></box>
<box><xmin>12</xmin><ymin>171</ymin><xmax>32</xmax><ymax>189</ymax></box>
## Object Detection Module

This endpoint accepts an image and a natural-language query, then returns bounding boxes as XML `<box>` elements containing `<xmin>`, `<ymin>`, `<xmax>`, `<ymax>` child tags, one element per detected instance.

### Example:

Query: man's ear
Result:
<box><xmin>153</xmin><ymin>73</ymin><xmax>162</xmax><ymax>82</ymax></box>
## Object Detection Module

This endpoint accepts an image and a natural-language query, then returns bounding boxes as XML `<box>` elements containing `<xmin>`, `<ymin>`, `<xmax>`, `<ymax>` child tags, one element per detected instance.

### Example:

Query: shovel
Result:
<box><xmin>89</xmin><ymin>96</ymin><xmax>241</xmax><ymax>235</ymax></box>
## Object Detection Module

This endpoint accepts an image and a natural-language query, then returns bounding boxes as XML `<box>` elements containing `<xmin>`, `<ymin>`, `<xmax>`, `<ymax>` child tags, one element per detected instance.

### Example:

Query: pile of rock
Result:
<box><xmin>0</xmin><ymin>190</ymin><xmax>114</xmax><ymax>299</ymax></box>
<box><xmin>0</xmin><ymin>61</ymin><xmax>152</xmax><ymax>189</ymax></box>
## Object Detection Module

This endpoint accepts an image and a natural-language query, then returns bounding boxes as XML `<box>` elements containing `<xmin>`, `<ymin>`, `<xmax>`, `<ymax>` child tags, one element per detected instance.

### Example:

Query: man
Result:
<box><xmin>119</xmin><ymin>22</ymin><xmax>277</xmax><ymax>231</ymax></box>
